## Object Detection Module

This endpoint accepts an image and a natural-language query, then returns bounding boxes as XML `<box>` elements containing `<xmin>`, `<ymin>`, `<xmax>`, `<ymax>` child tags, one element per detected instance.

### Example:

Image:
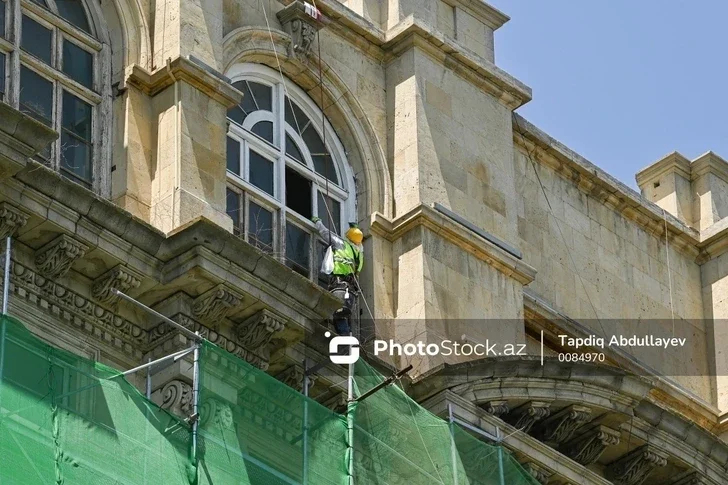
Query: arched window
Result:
<box><xmin>0</xmin><ymin>0</ymin><xmax>106</xmax><ymax>191</ymax></box>
<box><xmin>225</xmin><ymin>64</ymin><xmax>356</xmax><ymax>283</ymax></box>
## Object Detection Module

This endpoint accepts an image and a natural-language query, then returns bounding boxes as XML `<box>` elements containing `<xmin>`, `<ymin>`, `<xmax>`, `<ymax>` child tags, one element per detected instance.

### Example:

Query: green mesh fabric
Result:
<box><xmin>0</xmin><ymin>314</ymin><xmax>539</xmax><ymax>485</ymax></box>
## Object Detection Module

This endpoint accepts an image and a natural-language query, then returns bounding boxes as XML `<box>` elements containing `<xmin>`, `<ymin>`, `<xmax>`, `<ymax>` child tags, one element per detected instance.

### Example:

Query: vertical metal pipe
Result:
<box><xmin>191</xmin><ymin>332</ymin><xmax>201</xmax><ymax>465</ymax></box>
<box><xmin>496</xmin><ymin>428</ymin><xmax>505</xmax><ymax>485</ymax></box>
<box><xmin>448</xmin><ymin>403</ymin><xmax>458</xmax><ymax>484</ymax></box>
<box><xmin>2</xmin><ymin>236</ymin><xmax>11</xmax><ymax>315</ymax></box>
<box><xmin>145</xmin><ymin>357</ymin><xmax>152</xmax><ymax>399</ymax></box>
<box><xmin>302</xmin><ymin>360</ymin><xmax>310</xmax><ymax>485</ymax></box>
<box><xmin>347</xmin><ymin>361</ymin><xmax>355</xmax><ymax>485</ymax></box>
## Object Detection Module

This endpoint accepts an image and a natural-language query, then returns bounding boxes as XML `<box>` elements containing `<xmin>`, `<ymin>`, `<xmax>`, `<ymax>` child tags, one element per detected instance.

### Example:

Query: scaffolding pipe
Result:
<box><xmin>346</xmin><ymin>360</ymin><xmax>355</xmax><ymax>485</ymax></box>
<box><xmin>496</xmin><ymin>428</ymin><xmax>505</xmax><ymax>485</ymax></box>
<box><xmin>120</xmin><ymin>347</ymin><xmax>195</xmax><ymax>377</ymax></box>
<box><xmin>302</xmin><ymin>360</ymin><xmax>310</xmax><ymax>485</ymax></box>
<box><xmin>448</xmin><ymin>403</ymin><xmax>458</xmax><ymax>484</ymax></box>
<box><xmin>113</xmin><ymin>289</ymin><xmax>202</xmax><ymax>342</ymax></box>
<box><xmin>146</xmin><ymin>357</ymin><xmax>152</xmax><ymax>399</ymax></box>
<box><xmin>2</xmin><ymin>236</ymin><xmax>10</xmax><ymax>314</ymax></box>
<box><xmin>191</xmin><ymin>331</ymin><xmax>201</xmax><ymax>465</ymax></box>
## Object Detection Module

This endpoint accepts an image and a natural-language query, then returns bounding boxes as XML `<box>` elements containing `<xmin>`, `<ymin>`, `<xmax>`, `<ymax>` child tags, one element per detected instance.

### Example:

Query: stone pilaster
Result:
<box><xmin>606</xmin><ymin>445</ymin><xmax>668</xmax><ymax>485</ymax></box>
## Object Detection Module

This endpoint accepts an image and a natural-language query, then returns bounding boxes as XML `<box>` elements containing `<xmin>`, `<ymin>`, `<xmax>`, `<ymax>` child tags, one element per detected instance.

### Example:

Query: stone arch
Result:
<box><xmin>223</xmin><ymin>27</ymin><xmax>392</xmax><ymax>223</ymax></box>
<box><xmin>96</xmin><ymin>0</ymin><xmax>153</xmax><ymax>81</ymax></box>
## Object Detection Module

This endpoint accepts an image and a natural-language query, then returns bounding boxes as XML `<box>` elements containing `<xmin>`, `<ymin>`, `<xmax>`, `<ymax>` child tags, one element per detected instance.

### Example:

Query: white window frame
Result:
<box><xmin>0</xmin><ymin>0</ymin><xmax>111</xmax><ymax>195</ymax></box>
<box><xmin>226</xmin><ymin>63</ymin><xmax>357</xmax><ymax>281</ymax></box>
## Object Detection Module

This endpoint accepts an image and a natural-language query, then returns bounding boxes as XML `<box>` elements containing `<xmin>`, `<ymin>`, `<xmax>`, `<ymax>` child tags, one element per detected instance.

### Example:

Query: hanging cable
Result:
<box><xmin>663</xmin><ymin>210</ymin><xmax>675</xmax><ymax>337</ymax></box>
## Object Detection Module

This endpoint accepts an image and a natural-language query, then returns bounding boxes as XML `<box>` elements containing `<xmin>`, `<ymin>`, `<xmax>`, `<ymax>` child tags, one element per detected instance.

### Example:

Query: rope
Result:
<box><xmin>663</xmin><ymin>210</ymin><xmax>675</xmax><ymax>337</ymax></box>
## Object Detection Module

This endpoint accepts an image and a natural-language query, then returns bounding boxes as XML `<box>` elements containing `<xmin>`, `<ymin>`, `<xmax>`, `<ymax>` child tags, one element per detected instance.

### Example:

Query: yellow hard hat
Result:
<box><xmin>346</xmin><ymin>223</ymin><xmax>363</xmax><ymax>244</ymax></box>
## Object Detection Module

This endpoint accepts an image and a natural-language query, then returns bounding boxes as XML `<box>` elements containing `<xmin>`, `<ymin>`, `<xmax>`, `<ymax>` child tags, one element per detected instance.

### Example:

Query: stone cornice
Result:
<box><xmin>442</xmin><ymin>0</ymin><xmax>510</xmax><ymax>30</ymax></box>
<box><xmin>513</xmin><ymin>114</ymin><xmax>701</xmax><ymax>259</ymax></box>
<box><xmin>370</xmin><ymin>204</ymin><xmax>536</xmax><ymax>285</ymax></box>
<box><xmin>383</xmin><ymin>19</ymin><xmax>531</xmax><ymax>109</ymax></box>
<box><xmin>635</xmin><ymin>151</ymin><xmax>692</xmax><ymax>187</ymax></box>
<box><xmin>124</xmin><ymin>56</ymin><xmax>243</xmax><ymax>108</ymax></box>
<box><xmin>0</xmin><ymin>102</ymin><xmax>58</xmax><ymax>179</ymax></box>
<box><xmin>691</xmin><ymin>151</ymin><xmax>728</xmax><ymax>184</ymax></box>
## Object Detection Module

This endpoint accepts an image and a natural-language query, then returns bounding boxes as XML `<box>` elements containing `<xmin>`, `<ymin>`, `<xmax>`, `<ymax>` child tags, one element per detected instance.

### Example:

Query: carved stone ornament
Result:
<box><xmin>199</xmin><ymin>398</ymin><xmax>234</xmax><ymax>430</ymax></box>
<box><xmin>35</xmin><ymin>234</ymin><xmax>88</xmax><ymax>279</ymax></box>
<box><xmin>0</xmin><ymin>202</ymin><xmax>29</xmax><ymax>239</ymax></box>
<box><xmin>192</xmin><ymin>284</ymin><xmax>242</xmax><ymax>323</ymax></box>
<box><xmin>606</xmin><ymin>444</ymin><xmax>668</xmax><ymax>485</ymax></box>
<box><xmin>276</xmin><ymin>365</ymin><xmax>314</xmax><ymax>393</ymax></box>
<box><xmin>160</xmin><ymin>379</ymin><xmax>193</xmax><ymax>417</ymax></box>
<box><xmin>235</xmin><ymin>308</ymin><xmax>286</xmax><ymax>358</ymax></box>
<box><xmin>532</xmin><ymin>404</ymin><xmax>591</xmax><ymax>445</ymax></box>
<box><xmin>92</xmin><ymin>265</ymin><xmax>142</xmax><ymax>304</ymax></box>
<box><xmin>669</xmin><ymin>472</ymin><xmax>709</xmax><ymax>485</ymax></box>
<box><xmin>562</xmin><ymin>424</ymin><xmax>621</xmax><ymax>466</ymax></box>
<box><xmin>507</xmin><ymin>401</ymin><xmax>551</xmax><ymax>433</ymax></box>
<box><xmin>522</xmin><ymin>462</ymin><xmax>553</xmax><ymax>485</ymax></box>
<box><xmin>483</xmin><ymin>400</ymin><xmax>509</xmax><ymax>417</ymax></box>
<box><xmin>276</xmin><ymin>0</ymin><xmax>329</xmax><ymax>58</ymax></box>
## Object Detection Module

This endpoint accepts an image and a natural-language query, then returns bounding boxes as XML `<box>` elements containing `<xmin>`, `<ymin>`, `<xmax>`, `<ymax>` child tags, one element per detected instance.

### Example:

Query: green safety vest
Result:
<box><xmin>333</xmin><ymin>241</ymin><xmax>363</xmax><ymax>275</ymax></box>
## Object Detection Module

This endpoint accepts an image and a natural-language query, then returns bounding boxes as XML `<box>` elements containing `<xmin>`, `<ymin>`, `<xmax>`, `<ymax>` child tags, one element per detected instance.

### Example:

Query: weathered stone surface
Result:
<box><xmin>34</xmin><ymin>234</ymin><xmax>88</xmax><ymax>279</ymax></box>
<box><xmin>606</xmin><ymin>445</ymin><xmax>668</xmax><ymax>485</ymax></box>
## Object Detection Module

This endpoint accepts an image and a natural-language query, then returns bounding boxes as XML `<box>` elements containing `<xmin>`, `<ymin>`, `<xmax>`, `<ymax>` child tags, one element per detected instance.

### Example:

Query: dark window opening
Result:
<box><xmin>251</xmin><ymin>120</ymin><xmax>274</xmax><ymax>144</ymax></box>
<box><xmin>0</xmin><ymin>0</ymin><xmax>6</xmax><ymax>38</ymax></box>
<box><xmin>226</xmin><ymin>137</ymin><xmax>240</xmax><ymax>174</ymax></box>
<box><xmin>56</xmin><ymin>0</ymin><xmax>90</xmax><ymax>32</ymax></box>
<box><xmin>248</xmin><ymin>201</ymin><xmax>274</xmax><ymax>253</ymax></box>
<box><xmin>60</xmin><ymin>91</ymin><xmax>92</xmax><ymax>187</ymax></box>
<box><xmin>226</xmin><ymin>188</ymin><xmax>242</xmax><ymax>235</ymax></box>
<box><xmin>249</xmin><ymin>150</ymin><xmax>274</xmax><ymax>196</ymax></box>
<box><xmin>229</xmin><ymin>80</ymin><xmax>272</xmax><ymax>126</ymax></box>
<box><xmin>285</xmin><ymin>166</ymin><xmax>312</xmax><ymax>218</ymax></box>
<box><xmin>21</xmin><ymin>15</ymin><xmax>52</xmax><ymax>64</ymax></box>
<box><xmin>0</xmin><ymin>53</ymin><xmax>5</xmax><ymax>98</ymax></box>
<box><xmin>62</xmin><ymin>40</ymin><xmax>93</xmax><ymax>89</ymax></box>
<box><xmin>286</xmin><ymin>223</ymin><xmax>310</xmax><ymax>277</ymax></box>
<box><xmin>318</xmin><ymin>192</ymin><xmax>341</xmax><ymax>235</ymax></box>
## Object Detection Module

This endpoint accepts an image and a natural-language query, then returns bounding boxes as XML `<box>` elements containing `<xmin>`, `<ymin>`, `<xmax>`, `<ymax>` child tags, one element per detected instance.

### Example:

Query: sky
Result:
<box><xmin>488</xmin><ymin>0</ymin><xmax>728</xmax><ymax>190</ymax></box>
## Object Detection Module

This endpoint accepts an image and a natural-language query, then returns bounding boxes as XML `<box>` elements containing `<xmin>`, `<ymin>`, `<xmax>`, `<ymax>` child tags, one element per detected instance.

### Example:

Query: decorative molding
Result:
<box><xmin>507</xmin><ymin>401</ymin><xmax>551</xmax><ymax>434</ymax></box>
<box><xmin>562</xmin><ymin>424</ymin><xmax>620</xmax><ymax>466</ymax></box>
<box><xmin>670</xmin><ymin>472</ymin><xmax>710</xmax><ymax>485</ymax></box>
<box><xmin>276</xmin><ymin>365</ymin><xmax>313</xmax><ymax>393</ymax></box>
<box><xmin>35</xmin><ymin>234</ymin><xmax>88</xmax><ymax>279</ymax></box>
<box><xmin>235</xmin><ymin>308</ymin><xmax>286</xmax><ymax>361</ymax></box>
<box><xmin>192</xmin><ymin>284</ymin><xmax>242</xmax><ymax>324</ymax></box>
<box><xmin>199</xmin><ymin>398</ymin><xmax>234</xmax><ymax>430</ymax></box>
<box><xmin>159</xmin><ymin>379</ymin><xmax>193</xmax><ymax>417</ymax></box>
<box><xmin>606</xmin><ymin>445</ymin><xmax>668</xmax><ymax>485</ymax></box>
<box><xmin>277</xmin><ymin>1</ymin><xmax>329</xmax><ymax>58</ymax></box>
<box><xmin>321</xmin><ymin>391</ymin><xmax>346</xmax><ymax>412</ymax></box>
<box><xmin>522</xmin><ymin>462</ymin><xmax>553</xmax><ymax>485</ymax></box>
<box><xmin>92</xmin><ymin>265</ymin><xmax>142</xmax><ymax>304</ymax></box>
<box><xmin>532</xmin><ymin>404</ymin><xmax>591</xmax><ymax>445</ymax></box>
<box><xmin>483</xmin><ymin>400</ymin><xmax>509</xmax><ymax>417</ymax></box>
<box><xmin>0</xmin><ymin>202</ymin><xmax>29</xmax><ymax>239</ymax></box>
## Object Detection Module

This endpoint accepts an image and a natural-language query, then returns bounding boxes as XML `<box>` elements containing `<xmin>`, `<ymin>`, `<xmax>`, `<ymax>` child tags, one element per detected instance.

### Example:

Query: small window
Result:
<box><xmin>60</xmin><ymin>91</ymin><xmax>93</xmax><ymax>187</ymax></box>
<box><xmin>0</xmin><ymin>0</ymin><xmax>6</xmax><ymax>38</ymax></box>
<box><xmin>248</xmin><ymin>201</ymin><xmax>274</xmax><ymax>252</ymax></box>
<box><xmin>55</xmin><ymin>0</ymin><xmax>90</xmax><ymax>32</ymax></box>
<box><xmin>249</xmin><ymin>150</ymin><xmax>274</xmax><ymax>196</ymax></box>
<box><xmin>21</xmin><ymin>16</ymin><xmax>53</xmax><ymax>65</ymax></box>
<box><xmin>318</xmin><ymin>193</ymin><xmax>341</xmax><ymax>235</ymax></box>
<box><xmin>285</xmin><ymin>166</ymin><xmax>311</xmax><ymax>218</ymax></box>
<box><xmin>226</xmin><ymin>188</ymin><xmax>242</xmax><ymax>235</ymax></box>
<box><xmin>62</xmin><ymin>40</ymin><xmax>93</xmax><ymax>89</ymax></box>
<box><xmin>251</xmin><ymin>120</ymin><xmax>273</xmax><ymax>144</ymax></box>
<box><xmin>226</xmin><ymin>137</ymin><xmax>240</xmax><ymax>174</ymax></box>
<box><xmin>20</xmin><ymin>66</ymin><xmax>53</xmax><ymax>126</ymax></box>
<box><xmin>286</xmin><ymin>223</ymin><xmax>310</xmax><ymax>277</ymax></box>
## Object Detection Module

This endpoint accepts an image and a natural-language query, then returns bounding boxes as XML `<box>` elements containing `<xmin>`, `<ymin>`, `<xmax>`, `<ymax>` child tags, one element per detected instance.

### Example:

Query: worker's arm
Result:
<box><xmin>312</xmin><ymin>218</ymin><xmax>344</xmax><ymax>250</ymax></box>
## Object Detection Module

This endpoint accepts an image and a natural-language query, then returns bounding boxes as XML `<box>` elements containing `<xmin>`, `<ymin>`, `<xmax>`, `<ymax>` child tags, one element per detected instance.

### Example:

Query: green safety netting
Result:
<box><xmin>0</xmin><ymin>314</ymin><xmax>539</xmax><ymax>484</ymax></box>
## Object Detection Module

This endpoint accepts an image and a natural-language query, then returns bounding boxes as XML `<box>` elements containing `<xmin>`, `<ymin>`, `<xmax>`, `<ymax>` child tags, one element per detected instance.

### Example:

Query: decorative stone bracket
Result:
<box><xmin>0</xmin><ymin>202</ymin><xmax>29</xmax><ymax>239</ymax></box>
<box><xmin>506</xmin><ymin>401</ymin><xmax>551</xmax><ymax>434</ymax></box>
<box><xmin>669</xmin><ymin>472</ymin><xmax>710</xmax><ymax>485</ymax></box>
<box><xmin>522</xmin><ymin>462</ymin><xmax>554</xmax><ymax>485</ymax></box>
<box><xmin>483</xmin><ymin>400</ymin><xmax>509</xmax><ymax>417</ymax></box>
<box><xmin>35</xmin><ymin>234</ymin><xmax>88</xmax><ymax>279</ymax></box>
<box><xmin>235</xmin><ymin>308</ymin><xmax>286</xmax><ymax>362</ymax></box>
<box><xmin>562</xmin><ymin>424</ymin><xmax>620</xmax><ymax>466</ymax></box>
<box><xmin>532</xmin><ymin>404</ymin><xmax>591</xmax><ymax>446</ymax></box>
<box><xmin>92</xmin><ymin>264</ymin><xmax>143</xmax><ymax>304</ymax></box>
<box><xmin>192</xmin><ymin>284</ymin><xmax>242</xmax><ymax>324</ymax></box>
<box><xmin>158</xmin><ymin>379</ymin><xmax>193</xmax><ymax>417</ymax></box>
<box><xmin>277</xmin><ymin>0</ymin><xmax>329</xmax><ymax>58</ymax></box>
<box><xmin>606</xmin><ymin>444</ymin><xmax>668</xmax><ymax>485</ymax></box>
<box><xmin>276</xmin><ymin>365</ymin><xmax>314</xmax><ymax>393</ymax></box>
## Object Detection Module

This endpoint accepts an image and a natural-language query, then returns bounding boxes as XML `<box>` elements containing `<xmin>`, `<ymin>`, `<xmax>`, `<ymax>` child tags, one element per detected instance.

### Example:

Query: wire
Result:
<box><xmin>663</xmin><ymin>210</ymin><xmax>675</xmax><ymax>337</ymax></box>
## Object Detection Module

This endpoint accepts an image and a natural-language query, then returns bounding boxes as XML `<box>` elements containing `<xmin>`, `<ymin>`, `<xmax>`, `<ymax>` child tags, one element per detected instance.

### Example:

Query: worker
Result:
<box><xmin>312</xmin><ymin>216</ymin><xmax>364</xmax><ymax>335</ymax></box>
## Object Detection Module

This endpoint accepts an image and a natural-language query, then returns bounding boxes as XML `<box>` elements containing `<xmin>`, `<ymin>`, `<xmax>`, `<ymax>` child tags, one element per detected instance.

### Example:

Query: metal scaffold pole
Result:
<box><xmin>2</xmin><ymin>236</ymin><xmax>10</xmax><ymax>315</ymax></box>
<box><xmin>346</xmin><ymin>360</ymin><xmax>355</xmax><ymax>485</ymax></box>
<box><xmin>192</xmin><ymin>331</ymin><xmax>201</xmax><ymax>465</ymax></box>
<box><xmin>302</xmin><ymin>360</ymin><xmax>311</xmax><ymax>485</ymax></box>
<box><xmin>496</xmin><ymin>428</ymin><xmax>505</xmax><ymax>485</ymax></box>
<box><xmin>448</xmin><ymin>403</ymin><xmax>459</xmax><ymax>484</ymax></box>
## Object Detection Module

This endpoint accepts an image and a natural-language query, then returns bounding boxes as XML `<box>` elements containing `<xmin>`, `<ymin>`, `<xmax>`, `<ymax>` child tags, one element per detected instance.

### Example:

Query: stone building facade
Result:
<box><xmin>0</xmin><ymin>0</ymin><xmax>727</xmax><ymax>483</ymax></box>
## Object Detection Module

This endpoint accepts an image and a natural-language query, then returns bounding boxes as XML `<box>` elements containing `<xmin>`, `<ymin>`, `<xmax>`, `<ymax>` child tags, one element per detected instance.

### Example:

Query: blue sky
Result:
<box><xmin>489</xmin><ymin>1</ymin><xmax>727</xmax><ymax>189</ymax></box>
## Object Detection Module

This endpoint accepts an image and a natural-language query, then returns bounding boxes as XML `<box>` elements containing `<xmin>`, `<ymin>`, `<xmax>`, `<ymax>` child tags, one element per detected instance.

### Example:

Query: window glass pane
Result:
<box><xmin>226</xmin><ymin>137</ymin><xmax>240</xmax><ymax>174</ymax></box>
<box><xmin>20</xmin><ymin>66</ymin><xmax>53</xmax><ymax>126</ymax></box>
<box><xmin>62</xmin><ymin>91</ymin><xmax>92</xmax><ymax>141</ymax></box>
<box><xmin>226</xmin><ymin>188</ymin><xmax>241</xmax><ymax>235</ymax></box>
<box><xmin>251</xmin><ymin>121</ymin><xmax>273</xmax><ymax>144</ymax></box>
<box><xmin>318</xmin><ymin>192</ymin><xmax>341</xmax><ymax>235</ymax></box>
<box><xmin>285</xmin><ymin>134</ymin><xmax>305</xmax><ymax>164</ymax></box>
<box><xmin>286</xmin><ymin>223</ymin><xmax>310</xmax><ymax>277</ymax></box>
<box><xmin>22</xmin><ymin>16</ymin><xmax>52</xmax><ymax>64</ymax></box>
<box><xmin>285</xmin><ymin>96</ymin><xmax>310</xmax><ymax>134</ymax></box>
<box><xmin>0</xmin><ymin>0</ymin><xmax>6</xmax><ymax>38</ymax></box>
<box><xmin>304</xmin><ymin>130</ymin><xmax>338</xmax><ymax>184</ymax></box>
<box><xmin>0</xmin><ymin>53</ymin><xmax>5</xmax><ymax>98</ymax></box>
<box><xmin>63</xmin><ymin>40</ymin><xmax>93</xmax><ymax>89</ymax></box>
<box><xmin>248</xmin><ymin>201</ymin><xmax>274</xmax><ymax>252</ymax></box>
<box><xmin>29</xmin><ymin>0</ymin><xmax>48</xmax><ymax>7</ymax></box>
<box><xmin>249</xmin><ymin>150</ymin><xmax>274</xmax><ymax>196</ymax></box>
<box><xmin>317</xmin><ymin>241</ymin><xmax>329</xmax><ymax>288</ymax></box>
<box><xmin>285</xmin><ymin>166</ymin><xmax>312</xmax><ymax>218</ymax></box>
<box><xmin>56</xmin><ymin>0</ymin><xmax>90</xmax><ymax>32</ymax></box>
<box><xmin>229</xmin><ymin>81</ymin><xmax>272</xmax><ymax>126</ymax></box>
<box><xmin>61</xmin><ymin>92</ymin><xmax>93</xmax><ymax>186</ymax></box>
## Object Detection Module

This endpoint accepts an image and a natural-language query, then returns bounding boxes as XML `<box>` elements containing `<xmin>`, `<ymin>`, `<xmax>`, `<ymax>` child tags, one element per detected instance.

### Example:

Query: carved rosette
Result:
<box><xmin>160</xmin><ymin>379</ymin><xmax>193</xmax><ymax>417</ymax></box>
<box><xmin>562</xmin><ymin>424</ymin><xmax>620</xmax><ymax>466</ymax></box>
<box><xmin>483</xmin><ymin>400</ymin><xmax>509</xmax><ymax>417</ymax></box>
<box><xmin>522</xmin><ymin>462</ymin><xmax>553</xmax><ymax>485</ymax></box>
<box><xmin>533</xmin><ymin>404</ymin><xmax>591</xmax><ymax>445</ymax></box>
<box><xmin>0</xmin><ymin>202</ymin><xmax>29</xmax><ymax>239</ymax></box>
<box><xmin>507</xmin><ymin>401</ymin><xmax>551</xmax><ymax>433</ymax></box>
<box><xmin>276</xmin><ymin>0</ymin><xmax>328</xmax><ymax>58</ymax></box>
<box><xmin>35</xmin><ymin>234</ymin><xmax>88</xmax><ymax>279</ymax></box>
<box><xmin>192</xmin><ymin>285</ymin><xmax>242</xmax><ymax>324</ymax></box>
<box><xmin>235</xmin><ymin>309</ymin><xmax>286</xmax><ymax>361</ymax></box>
<box><xmin>92</xmin><ymin>265</ymin><xmax>142</xmax><ymax>304</ymax></box>
<box><xmin>606</xmin><ymin>445</ymin><xmax>668</xmax><ymax>485</ymax></box>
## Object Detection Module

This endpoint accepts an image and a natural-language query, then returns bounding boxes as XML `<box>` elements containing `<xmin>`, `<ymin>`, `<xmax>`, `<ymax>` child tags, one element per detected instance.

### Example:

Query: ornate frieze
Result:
<box><xmin>532</xmin><ymin>404</ymin><xmax>591</xmax><ymax>445</ymax></box>
<box><xmin>507</xmin><ymin>401</ymin><xmax>551</xmax><ymax>433</ymax></box>
<box><xmin>276</xmin><ymin>365</ymin><xmax>315</xmax><ymax>393</ymax></box>
<box><xmin>192</xmin><ymin>284</ymin><xmax>242</xmax><ymax>324</ymax></box>
<box><xmin>35</xmin><ymin>234</ymin><xmax>88</xmax><ymax>279</ymax></box>
<box><xmin>606</xmin><ymin>445</ymin><xmax>668</xmax><ymax>485</ymax></box>
<box><xmin>235</xmin><ymin>308</ymin><xmax>286</xmax><ymax>361</ymax></box>
<box><xmin>0</xmin><ymin>202</ymin><xmax>29</xmax><ymax>239</ymax></box>
<box><xmin>92</xmin><ymin>265</ymin><xmax>142</xmax><ymax>305</ymax></box>
<box><xmin>277</xmin><ymin>0</ymin><xmax>328</xmax><ymax>58</ymax></box>
<box><xmin>483</xmin><ymin>400</ymin><xmax>509</xmax><ymax>417</ymax></box>
<box><xmin>562</xmin><ymin>424</ymin><xmax>620</xmax><ymax>466</ymax></box>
